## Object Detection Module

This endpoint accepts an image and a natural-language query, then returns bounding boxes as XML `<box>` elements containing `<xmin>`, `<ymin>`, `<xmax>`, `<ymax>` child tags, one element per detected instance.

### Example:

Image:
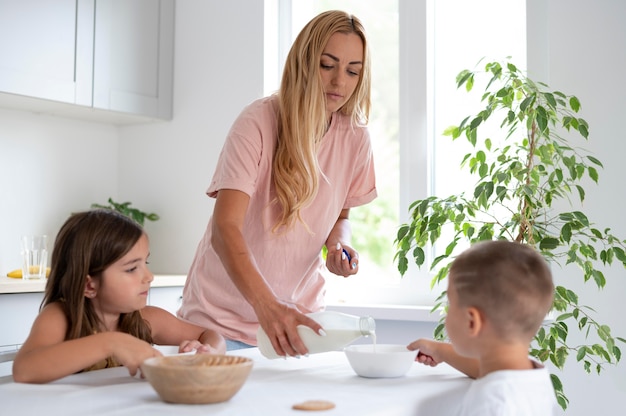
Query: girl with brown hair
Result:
<box><xmin>13</xmin><ymin>209</ymin><xmax>225</xmax><ymax>383</ymax></box>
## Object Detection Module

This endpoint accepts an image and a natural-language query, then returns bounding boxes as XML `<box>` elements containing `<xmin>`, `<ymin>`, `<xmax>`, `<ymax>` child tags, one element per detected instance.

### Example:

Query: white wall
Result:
<box><xmin>526</xmin><ymin>1</ymin><xmax>626</xmax><ymax>414</ymax></box>
<box><xmin>0</xmin><ymin>110</ymin><xmax>118</xmax><ymax>272</ymax></box>
<box><xmin>117</xmin><ymin>0</ymin><xmax>265</xmax><ymax>274</ymax></box>
<box><xmin>0</xmin><ymin>0</ymin><xmax>624</xmax><ymax>414</ymax></box>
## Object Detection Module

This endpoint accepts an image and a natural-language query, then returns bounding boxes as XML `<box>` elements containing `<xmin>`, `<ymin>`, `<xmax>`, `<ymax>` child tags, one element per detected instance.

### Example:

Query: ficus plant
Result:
<box><xmin>91</xmin><ymin>197</ymin><xmax>160</xmax><ymax>227</ymax></box>
<box><xmin>394</xmin><ymin>59</ymin><xmax>626</xmax><ymax>410</ymax></box>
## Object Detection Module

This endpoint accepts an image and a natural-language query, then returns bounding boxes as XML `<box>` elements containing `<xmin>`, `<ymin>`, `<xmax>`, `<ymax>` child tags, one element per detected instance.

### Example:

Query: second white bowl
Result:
<box><xmin>344</xmin><ymin>344</ymin><xmax>418</xmax><ymax>378</ymax></box>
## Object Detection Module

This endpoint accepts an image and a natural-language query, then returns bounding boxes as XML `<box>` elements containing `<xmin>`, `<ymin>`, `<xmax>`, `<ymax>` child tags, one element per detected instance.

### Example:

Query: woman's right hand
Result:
<box><xmin>254</xmin><ymin>300</ymin><xmax>323</xmax><ymax>358</ymax></box>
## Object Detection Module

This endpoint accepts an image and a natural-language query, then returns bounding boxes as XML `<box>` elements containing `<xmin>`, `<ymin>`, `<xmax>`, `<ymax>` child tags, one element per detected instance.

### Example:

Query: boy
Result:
<box><xmin>408</xmin><ymin>240</ymin><xmax>559</xmax><ymax>415</ymax></box>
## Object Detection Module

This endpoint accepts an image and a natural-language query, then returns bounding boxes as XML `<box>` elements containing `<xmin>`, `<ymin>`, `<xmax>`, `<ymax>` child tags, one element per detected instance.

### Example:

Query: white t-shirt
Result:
<box><xmin>459</xmin><ymin>361</ymin><xmax>560</xmax><ymax>416</ymax></box>
<box><xmin>178</xmin><ymin>95</ymin><xmax>377</xmax><ymax>344</ymax></box>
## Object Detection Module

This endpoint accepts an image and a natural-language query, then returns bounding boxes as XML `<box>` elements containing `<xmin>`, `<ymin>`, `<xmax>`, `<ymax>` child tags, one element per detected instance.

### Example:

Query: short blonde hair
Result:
<box><xmin>449</xmin><ymin>240</ymin><xmax>554</xmax><ymax>340</ymax></box>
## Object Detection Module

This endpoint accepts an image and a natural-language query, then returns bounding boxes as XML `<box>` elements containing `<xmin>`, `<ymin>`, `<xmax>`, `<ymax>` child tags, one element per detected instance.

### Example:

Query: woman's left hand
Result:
<box><xmin>178</xmin><ymin>340</ymin><xmax>222</xmax><ymax>355</ymax></box>
<box><xmin>326</xmin><ymin>242</ymin><xmax>358</xmax><ymax>277</ymax></box>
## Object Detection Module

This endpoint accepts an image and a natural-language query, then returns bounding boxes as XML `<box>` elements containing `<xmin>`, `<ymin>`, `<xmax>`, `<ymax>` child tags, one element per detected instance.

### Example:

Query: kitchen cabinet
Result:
<box><xmin>92</xmin><ymin>0</ymin><xmax>174</xmax><ymax>119</ymax></box>
<box><xmin>0</xmin><ymin>0</ymin><xmax>174</xmax><ymax>122</ymax></box>
<box><xmin>0</xmin><ymin>292</ymin><xmax>43</xmax><ymax>352</ymax></box>
<box><xmin>0</xmin><ymin>0</ymin><xmax>93</xmax><ymax>106</ymax></box>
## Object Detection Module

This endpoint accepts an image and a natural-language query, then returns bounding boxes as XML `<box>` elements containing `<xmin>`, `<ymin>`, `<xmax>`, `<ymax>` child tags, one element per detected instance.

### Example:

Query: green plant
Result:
<box><xmin>91</xmin><ymin>197</ymin><xmax>160</xmax><ymax>226</ymax></box>
<box><xmin>394</xmin><ymin>59</ymin><xmax>626</xmax><ymax>410</ymax></box>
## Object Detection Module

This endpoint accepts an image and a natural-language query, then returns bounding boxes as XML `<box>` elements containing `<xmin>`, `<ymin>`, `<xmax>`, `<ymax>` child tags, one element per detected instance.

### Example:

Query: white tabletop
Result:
<box><xmin>0</xmin><ymin>348</ymin><xmax>471</xmax><ymax>415</ymax></box>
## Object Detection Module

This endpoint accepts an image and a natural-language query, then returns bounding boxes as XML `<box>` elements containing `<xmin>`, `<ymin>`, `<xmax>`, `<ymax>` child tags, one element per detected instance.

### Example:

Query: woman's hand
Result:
<box><xmin>254</xmin><ymin>300</ymin><xmax>323</xmax><ymax>358</ymax></box>
<box><xmin>178</xmin><ymin>340</ymin><xmax>224</xmax><ymax>355</ymax></box>
<box><xmin>325</xmin><ymin>210</ymin><xmax>358</xmax><ymax>277</ymax></box>
<box><xmin>326</xmin><ymin>242</ymin><xmax>358</xmax><ymax>277</ymax></box>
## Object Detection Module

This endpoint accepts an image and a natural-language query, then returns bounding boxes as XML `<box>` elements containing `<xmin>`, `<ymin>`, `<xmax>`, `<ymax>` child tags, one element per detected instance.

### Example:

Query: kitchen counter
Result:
<box><xmin>0</xmin><ymin>274</ymin><xmax>186</xmax><ymax>294</ymax></box>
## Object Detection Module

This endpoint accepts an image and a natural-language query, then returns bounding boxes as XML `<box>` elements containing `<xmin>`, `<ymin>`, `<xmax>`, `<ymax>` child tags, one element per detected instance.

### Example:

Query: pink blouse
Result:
<box><xmin>178</xmin><ymin>95</ymin><xmax>377</xmax><ymax>344</ymax></box>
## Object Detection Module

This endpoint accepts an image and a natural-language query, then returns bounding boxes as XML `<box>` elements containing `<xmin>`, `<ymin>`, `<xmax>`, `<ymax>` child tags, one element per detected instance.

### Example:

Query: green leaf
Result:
<box><xmin>556</xmin><ymin>313</ymin><xmax>573</xmax><ymax>321</ymax></box>
<box><xmin>586</xmin><ymin>155</ymin><xmax>603</xmax><ymax>167</ymax></box>
<box><xmin>536</xmin><ymin>106</ymin><xmax>549</xmax><ymax>132</ymax></box>
<box><xmin>520</xmin><ymin>95</ymin><xmax>534</xmax><ymax>112</ymax></box>
<box><xmin>579</xmin><ymin>124</ymin><xmax>589</xmax><ymax>139</ymax></box>
<box><xmin>455</xmin><ymin>69</ymin><xmax>472</xmax><ymax>88</ymax></box>
<box><xmin>470</xmin><ymin>115</ymin><xmax>483</xmax><ymax>130</ymax></box>
<box><xmin>575</xmin><ymin>185</ymin><xmax>586</xmax><ymax>202</ymax></box>
<box><xmin>397</xmin><ymin>256</ymin><xmax>408</xmax><ymax>275</ymax></box>
<box><xmin>561</xmin><ymin>223</ymin><xmax>572</xmax><ymax>243</ymax></box>
<box><xmin>593</xmin><ymin>270</ymin><xmax>606</xmax><ymax>288</ymax></box>
<box><xmin>613</xmin><ymin>247</ymin><xmax>626</xmax><ymax>263</ymax></box>
<box><xmin>539</xmin><ymin>237</ymin><xmax>560</xmax><ymax>250</ymax></box>
<box><xmin>397</xmin><ymin>225</ymin><xmax>410</xmax><ymax>241</ymax></box>
<box><xmin>412</xmin><ymin>246</ymin><xmax>425</xmax><ymax>266</ymax></box>
<box><xmin>572</xmin><ymin>211</ymin><xmax>590</xmax><ymax>226</ymax></box>
<box><xmin>433</xmin><ymin>323</ymin><xmax>446</xmax><ymax>340</ymax></box>
<box><xmin>443</xmin><ymin>125</ymin><xmax>460</xmax><ymax>138</ymax></box>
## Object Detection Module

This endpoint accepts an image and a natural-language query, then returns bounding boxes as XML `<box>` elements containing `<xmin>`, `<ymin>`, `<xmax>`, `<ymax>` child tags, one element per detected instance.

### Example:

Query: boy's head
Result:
<box><xmin>444</xmin><ymin>240</ymin><xmax>554</xmax><ymax>350</ymax></box>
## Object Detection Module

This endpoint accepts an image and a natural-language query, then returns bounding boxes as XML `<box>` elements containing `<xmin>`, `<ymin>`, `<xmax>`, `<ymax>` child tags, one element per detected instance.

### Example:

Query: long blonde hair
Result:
<box><xmin>273</xmin><ymin>10</ymin><xmax>371</xmax><ymax>231</ymax></box>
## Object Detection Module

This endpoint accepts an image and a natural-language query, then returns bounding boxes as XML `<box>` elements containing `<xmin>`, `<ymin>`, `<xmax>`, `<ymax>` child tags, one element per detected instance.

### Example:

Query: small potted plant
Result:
<box><xmin>394</xmin><ymin>59</ymin><xmax>626</xmax><ymax>410</ymax></box>
<box><xmin>91</xmin><ymin>198</ymin><xmax>159</xmax><ymax>227</ymax></box>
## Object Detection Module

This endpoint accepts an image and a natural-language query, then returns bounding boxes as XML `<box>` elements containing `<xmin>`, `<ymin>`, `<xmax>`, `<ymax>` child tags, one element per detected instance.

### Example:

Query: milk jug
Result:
<box><xmin>257</xmin><ymin>311</ymin><xmax>376</xmax><ymax>359</ymax></box>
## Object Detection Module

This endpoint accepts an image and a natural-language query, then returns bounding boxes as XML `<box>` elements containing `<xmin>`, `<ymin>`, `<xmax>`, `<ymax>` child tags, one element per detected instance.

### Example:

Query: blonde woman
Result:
<box><xmin>179</xmin><ymin>10</ymin><xmax>376</xmax><ymax>357</ymax></box>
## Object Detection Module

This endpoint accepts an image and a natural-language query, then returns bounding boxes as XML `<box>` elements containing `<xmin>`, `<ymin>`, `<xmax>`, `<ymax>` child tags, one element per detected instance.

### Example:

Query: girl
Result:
<box><xmin>12</xmin><ymin>209</ymin><xmax>225</xmax><ymax>383</ymax></box>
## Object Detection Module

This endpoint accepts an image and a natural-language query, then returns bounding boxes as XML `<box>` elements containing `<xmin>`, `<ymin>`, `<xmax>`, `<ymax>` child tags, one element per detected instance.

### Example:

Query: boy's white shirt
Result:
<box><xmin>458</xmin><ymin>359</ymin><xmax>560</xmax><ymax>416</ymax></box>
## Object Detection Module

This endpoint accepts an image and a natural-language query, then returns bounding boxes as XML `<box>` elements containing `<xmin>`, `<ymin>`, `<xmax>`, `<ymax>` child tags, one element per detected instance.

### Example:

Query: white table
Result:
<box><xmin>0</xmin><ymin>348</ymin><xmax>471</xmax><ymax>415</ymax></box>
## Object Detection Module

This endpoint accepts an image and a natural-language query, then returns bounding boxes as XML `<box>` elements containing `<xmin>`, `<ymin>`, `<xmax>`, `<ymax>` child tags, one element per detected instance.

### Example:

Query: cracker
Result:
<box><xmin>292</xmin><ymin>400</ymin><xmax>336</xmax><ymax>411</ymax></box>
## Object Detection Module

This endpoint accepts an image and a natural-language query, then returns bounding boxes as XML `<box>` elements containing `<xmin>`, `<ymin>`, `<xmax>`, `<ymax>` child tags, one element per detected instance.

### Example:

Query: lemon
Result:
<box><xmin>6</xmin><ymin>267</ymin><xmax>50</xmax><ymax>278</ymax></box>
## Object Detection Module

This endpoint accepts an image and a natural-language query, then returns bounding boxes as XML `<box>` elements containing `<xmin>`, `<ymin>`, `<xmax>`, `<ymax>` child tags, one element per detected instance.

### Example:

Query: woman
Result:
<box><xmin>179</xmin><ymin>10</ymin><xmax>376</xmax><ymax>357</ymax></box>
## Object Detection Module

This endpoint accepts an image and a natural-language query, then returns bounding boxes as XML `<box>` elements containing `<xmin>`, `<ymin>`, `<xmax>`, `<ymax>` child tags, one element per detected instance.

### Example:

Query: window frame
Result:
<box><xmin>265</xmin><ymin>0</ymin><xmax>526</xmax><ymax>312</ymax></box>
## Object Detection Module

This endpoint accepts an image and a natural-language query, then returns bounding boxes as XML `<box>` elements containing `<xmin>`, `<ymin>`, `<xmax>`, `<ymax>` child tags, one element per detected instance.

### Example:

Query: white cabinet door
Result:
<box><xmin>93</xmin><ymin>0</ymin><xmax>174</xmax><ymax>119</ymax></box>
<box><xmin>0</xmin><ymin>292</ymin><xmax>44</xmax><ymax>349</ymax></box>
<box><xmin>0</xmin><ymin>0</ymin><xmax>173</xmax><ymax>121</ymax></box>
<box><xmin>0</xmin><ymin>0</ymin><xmax>94</xmax><ymax>105</ymax></box>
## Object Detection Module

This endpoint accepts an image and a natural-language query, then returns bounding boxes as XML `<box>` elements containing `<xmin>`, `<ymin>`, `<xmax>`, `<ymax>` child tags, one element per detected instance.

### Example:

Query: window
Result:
<box><xmin>265</xmin><ymin>0</ymin><xmax>526</xmax><ymax>307</ymax></box>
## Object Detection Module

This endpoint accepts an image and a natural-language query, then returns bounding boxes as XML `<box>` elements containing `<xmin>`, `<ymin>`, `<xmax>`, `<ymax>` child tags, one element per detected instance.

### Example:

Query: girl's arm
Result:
<box><xmin>141</xmin><ymin>306</ymin><xmax>226</xmax><ymax>354</ymax></box>
<box><xmin>12</xmin><ymin>302</ymin><xmax>161</xmax><ymax>383</ymax></box>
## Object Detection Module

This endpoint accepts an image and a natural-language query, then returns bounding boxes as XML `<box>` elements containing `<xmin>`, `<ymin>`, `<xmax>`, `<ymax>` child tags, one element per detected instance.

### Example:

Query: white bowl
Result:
<box><xmin>344</xmin><ymin>344</ymin><xmax>418</xmax><ymax>378</ymax></box>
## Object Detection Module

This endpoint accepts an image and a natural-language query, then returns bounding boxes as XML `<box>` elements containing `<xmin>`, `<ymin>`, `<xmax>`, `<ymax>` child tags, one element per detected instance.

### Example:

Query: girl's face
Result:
<box><xmin>320</xmin><ymin>32</ymin><xmax>364</xmax><ymax>119</ymax></box>
<box><xmin>89</xmin><ymin>234</ymin><xmax>154</xmax><ymax>321</ymax></box>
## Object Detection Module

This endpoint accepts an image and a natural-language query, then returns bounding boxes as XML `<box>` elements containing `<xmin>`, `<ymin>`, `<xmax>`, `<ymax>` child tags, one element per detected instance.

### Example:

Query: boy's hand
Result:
<box><xmin>407</xmin><ymin>339</ymin><xmax>444</xmax><ymax>367</ymax></box>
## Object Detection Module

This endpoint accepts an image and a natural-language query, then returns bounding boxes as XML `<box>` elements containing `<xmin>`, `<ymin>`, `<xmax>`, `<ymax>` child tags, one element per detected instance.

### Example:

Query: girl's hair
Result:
<box><xmin>273</xmin><ymin>10</ymin><xmax>371</xmax><ymax>231</ymax></box>
<box><xmin>42</xmin><ymin>209</ymin><xmax>153</xmax><ymax>344</ymax></box>
<box><xmin>449</xmin><ymin>240</ymin><xmax>554</xmax><ymax>341</ymax></box>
